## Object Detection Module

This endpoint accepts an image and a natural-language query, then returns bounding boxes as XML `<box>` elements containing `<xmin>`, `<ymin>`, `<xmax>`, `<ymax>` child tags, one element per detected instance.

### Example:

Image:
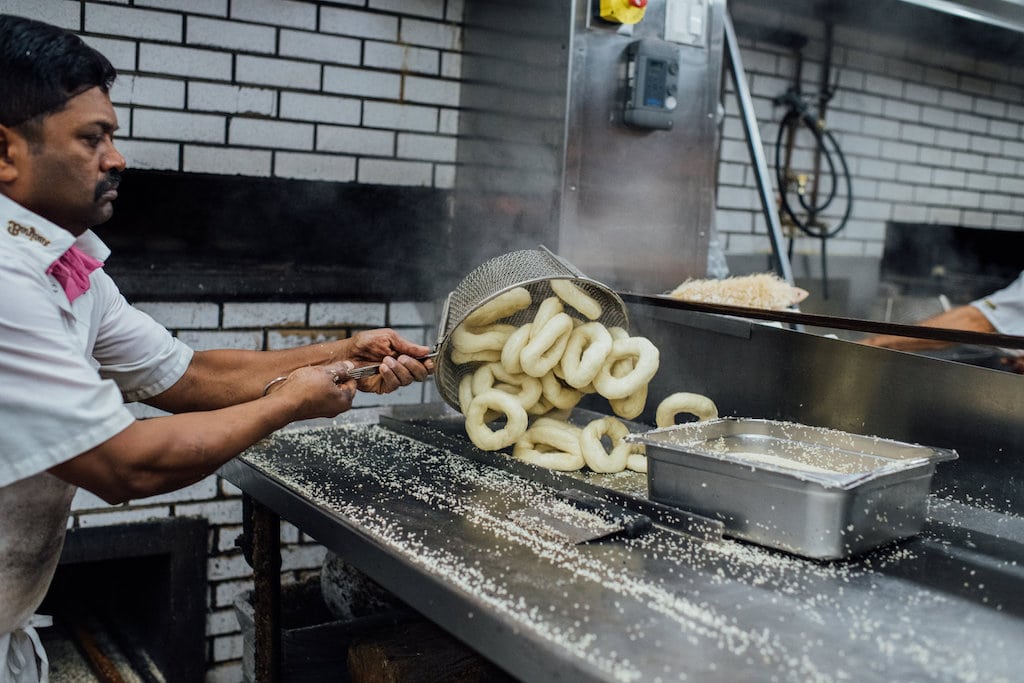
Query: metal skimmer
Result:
<box><xmin>432</xmin><ymin>246</ymin><xmax>629</xmax><ymax>412</ymax></box>
<box><xmin>344</xmin><ymin>352</ymin><xmax>439</xmax><ymax>380</ymax></box>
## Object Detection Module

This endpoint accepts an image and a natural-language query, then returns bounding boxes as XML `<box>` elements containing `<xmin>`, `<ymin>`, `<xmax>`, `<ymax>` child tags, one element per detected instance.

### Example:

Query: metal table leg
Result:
<box><xmin>241</xmin><ymin>494</ymin><xmax>281</xmax><ymax>683</ymax></box>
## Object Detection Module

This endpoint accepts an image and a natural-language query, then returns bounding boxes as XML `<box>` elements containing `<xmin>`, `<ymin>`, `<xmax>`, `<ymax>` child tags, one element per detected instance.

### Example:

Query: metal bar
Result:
<box><xmin>247</xmin><ymin>496</ymin><xmax>281</xmax><ymax>683</ymax></box>
<box><xmin>897</xmin><ymin>0</ymin><xmax>1024</xmax><ymax>33</ymax></box>
<box><xmin>619</xmin><ymin>291</ymin><xmax>1024</xmax><ymax>349</ymax></box>
<box><xmin>345</xmin><ymin>352</ymin><xmax>438</xmax><ymax>380</ymax></box>
<box><xmin>723</xmin><ymin>11</ymin><xmax>796</xmax><ymax>287</ymax></box>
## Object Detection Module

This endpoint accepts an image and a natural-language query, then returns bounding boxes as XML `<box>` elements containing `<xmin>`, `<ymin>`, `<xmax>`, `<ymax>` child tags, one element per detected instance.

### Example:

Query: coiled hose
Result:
<box><xmin>773</xmin><ymin>92</ymin><xmax>853</xmax><ymax>298</ymax></box>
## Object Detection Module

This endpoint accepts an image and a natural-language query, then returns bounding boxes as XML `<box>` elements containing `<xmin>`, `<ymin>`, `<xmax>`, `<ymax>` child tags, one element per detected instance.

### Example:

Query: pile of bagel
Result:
<box><xmin>452</xmin><ymin>280</ymin><xmax>718</xmax><ymax>474</ymax></box>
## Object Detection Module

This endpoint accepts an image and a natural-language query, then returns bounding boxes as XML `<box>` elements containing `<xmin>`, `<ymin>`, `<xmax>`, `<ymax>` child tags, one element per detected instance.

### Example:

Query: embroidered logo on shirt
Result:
<box><xmin>6</xmin><ymin>220</ymin><xmax>51</xmax><ymax>246</ymax></box>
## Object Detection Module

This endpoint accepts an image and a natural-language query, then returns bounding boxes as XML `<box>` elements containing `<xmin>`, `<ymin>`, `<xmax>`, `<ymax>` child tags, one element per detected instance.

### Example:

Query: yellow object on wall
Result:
<box><xmin>600</xmin><ymin>0</ymin><xmax>648</xmax><ymax>25</ymax></box>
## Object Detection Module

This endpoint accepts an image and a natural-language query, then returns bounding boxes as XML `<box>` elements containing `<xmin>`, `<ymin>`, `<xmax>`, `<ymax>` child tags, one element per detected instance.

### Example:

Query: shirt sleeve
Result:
<box><xmin>0</xmin><ymin>270</ymin><xmax>129</xmax><ymax>487</ymax></box>
<box><xmin>90</xmin><ymin>273</ymin><xmax>193</xmax><ymax>402</ymax></box>
<box><xmin>971</xmin><ymin>272</ymin><xmax>1024</xmax><ymax>337</ymax></box>
<box><xmin>0</xmin><ymin>269</ymin><xmax>192</xmax><ymax>488</ymax></box>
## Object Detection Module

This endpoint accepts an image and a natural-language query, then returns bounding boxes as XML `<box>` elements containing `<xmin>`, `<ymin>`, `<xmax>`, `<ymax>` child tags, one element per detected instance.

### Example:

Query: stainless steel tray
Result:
<box><xmin>627</xmin><ymin>418</ymin><xmax>958</xmax><ymax>560</ymax></box>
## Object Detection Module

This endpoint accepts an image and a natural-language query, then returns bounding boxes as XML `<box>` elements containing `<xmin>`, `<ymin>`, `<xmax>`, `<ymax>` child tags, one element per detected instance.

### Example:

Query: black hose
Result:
<box><xmin>773</xmin><ymin>92</ymin><xmax>853</xmax><ymax>298</ymax></box>
<box><xmin>773</xmin><ymin>104</ymin><xmax>853</xmax><ymax>240</ymax></box>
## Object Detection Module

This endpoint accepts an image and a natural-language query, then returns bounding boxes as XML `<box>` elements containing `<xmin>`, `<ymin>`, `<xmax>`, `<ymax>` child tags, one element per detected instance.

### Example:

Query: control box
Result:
<box><xmin>624</xmin><ymin>39</ymin><xmax>679</xmax><ymax>130</ymax></box>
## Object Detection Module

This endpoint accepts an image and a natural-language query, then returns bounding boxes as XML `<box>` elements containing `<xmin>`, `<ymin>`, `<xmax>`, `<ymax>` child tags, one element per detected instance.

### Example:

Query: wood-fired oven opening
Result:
<box><xmin>37</xmin><ymin>518</ymin><xmax>208</xmax><ymax>683</ymax></box>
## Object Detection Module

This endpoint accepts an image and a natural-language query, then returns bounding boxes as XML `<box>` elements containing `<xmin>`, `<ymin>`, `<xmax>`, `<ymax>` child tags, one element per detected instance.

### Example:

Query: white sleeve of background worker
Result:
<box><xmin>971</xmin><ymin>271</ymin><xmax>1024</xmax><ymax>337</ymax></box>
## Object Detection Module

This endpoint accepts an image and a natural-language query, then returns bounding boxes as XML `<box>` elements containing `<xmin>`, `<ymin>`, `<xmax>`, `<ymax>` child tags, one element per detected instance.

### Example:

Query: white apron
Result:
<box><xmin>0</xmin><ymin>616</ymin><xmax>50</xmax><ymax>683</ymax></box>
<box><xmin>0</xmin><ymin>473</ymin><xmax>76</xmax><ymax>683</ymax></box>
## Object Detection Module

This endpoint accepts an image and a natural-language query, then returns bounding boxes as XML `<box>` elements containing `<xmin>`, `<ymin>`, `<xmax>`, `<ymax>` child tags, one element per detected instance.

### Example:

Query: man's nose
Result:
<box><xmin>103</xmin><ymin>143</ymin><xmax>127</xmax><ymax>172</ymax></box>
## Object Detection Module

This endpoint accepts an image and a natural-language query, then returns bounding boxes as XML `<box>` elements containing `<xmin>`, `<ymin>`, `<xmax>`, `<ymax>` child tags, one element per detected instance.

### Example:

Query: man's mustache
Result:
<box><xmin>94</xmin><ymin>170</ymin><xmax>122</xmax><ymax>200</ymax></box>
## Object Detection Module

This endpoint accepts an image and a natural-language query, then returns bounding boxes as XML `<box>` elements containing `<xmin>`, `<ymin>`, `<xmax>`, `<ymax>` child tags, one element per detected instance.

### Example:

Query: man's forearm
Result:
<box><xmin>149</xmin><ymin>338</ymin><xmax>356</xmax><ymax>412</ymax></box>
<box><xmin>862</xmin><ymin>305</ymin><xmax>997</xmax><ymax>350</ymax></box>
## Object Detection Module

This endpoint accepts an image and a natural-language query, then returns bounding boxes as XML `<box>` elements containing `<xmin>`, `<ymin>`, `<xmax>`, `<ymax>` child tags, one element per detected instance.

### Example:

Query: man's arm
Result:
<box><xmin>861</xmin><ymin>305</ymin><xmax>997</xmax><ymax>350</ymax></box>
<box><xmin>148</xmin><ymin>328</ymin><xmax>433</xmax><ymax>412</ymax></box>
<box><xmin>50</xmin><ymin>329</ymin><xmax>432</xmax><ymax>504</ymax></box>
<box><xmin>49</xmin><ymin>363</ymin><xmax>357</xmax><ymax>504</ymax></box>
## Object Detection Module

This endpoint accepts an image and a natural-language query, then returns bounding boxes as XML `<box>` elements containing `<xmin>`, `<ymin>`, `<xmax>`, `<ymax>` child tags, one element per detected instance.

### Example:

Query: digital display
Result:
<box><xmin>643</xmin><ymin>59</ymin><xmax>666</xmax><ymax>108</ymax></box>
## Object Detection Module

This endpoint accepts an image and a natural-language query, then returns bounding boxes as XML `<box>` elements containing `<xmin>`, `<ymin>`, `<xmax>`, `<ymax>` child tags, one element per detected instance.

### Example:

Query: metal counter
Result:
<box><xmin>222</xmin><ymin>404</ymin><xmax>1024</xmax><ymax>683</ymax></box>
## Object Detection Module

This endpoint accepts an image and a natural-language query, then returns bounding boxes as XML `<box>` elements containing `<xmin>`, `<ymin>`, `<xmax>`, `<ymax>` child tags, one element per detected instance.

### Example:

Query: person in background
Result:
<box><xmin>0</xmin><ymin>14</ymin><xmax>434</xmax><ymax>682</ymax></box>
<box><xmin>862</xmin><ymin>270</ymin><xmax>1024</xmax><ymax>373</ymax></box>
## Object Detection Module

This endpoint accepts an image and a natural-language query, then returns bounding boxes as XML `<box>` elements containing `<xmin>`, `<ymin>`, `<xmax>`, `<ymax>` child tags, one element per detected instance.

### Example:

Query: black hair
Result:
<box><xmin>0</xmin><ymin>14</ymin><xmax>117</xmax><ymax>129</ymax></box>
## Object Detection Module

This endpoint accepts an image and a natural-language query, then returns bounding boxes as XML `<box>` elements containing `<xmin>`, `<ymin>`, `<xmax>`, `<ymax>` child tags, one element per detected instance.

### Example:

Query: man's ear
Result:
<box><xmin>0</xmin><ymin>125</ymin><xmax>21</xmax><ymax>183</ymax></box>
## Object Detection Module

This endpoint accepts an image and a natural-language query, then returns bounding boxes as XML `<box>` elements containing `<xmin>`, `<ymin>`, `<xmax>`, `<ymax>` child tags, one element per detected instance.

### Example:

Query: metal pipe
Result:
<box><xmin>723</xmin><ymin>11</ymin><xmax>796</xmax><ymax>287</ymax></box>
<box><xmin>246</xmin><ymin>495</ymin><xmax>282</xmax><ymax>683</ymax></box>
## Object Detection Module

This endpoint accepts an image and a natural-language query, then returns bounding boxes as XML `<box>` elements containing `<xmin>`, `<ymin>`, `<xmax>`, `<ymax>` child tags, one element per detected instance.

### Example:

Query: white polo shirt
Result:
<box><xmin>0</xmin><ymin>193</ymin><xmax>192</xmax><ymax>645</ymax></box>
<box><xmin>972</xmin><ymin>271</ymin><xmax>1024</xmax><ymax>337</ymax></box>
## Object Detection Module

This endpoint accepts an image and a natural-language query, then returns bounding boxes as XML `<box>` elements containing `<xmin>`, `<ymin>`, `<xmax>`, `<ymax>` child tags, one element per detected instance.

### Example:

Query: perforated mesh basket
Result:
<box><xmin>432</xmin><ymin>246</ymin><xmax>629</xmax><ymax>411</ymax></box>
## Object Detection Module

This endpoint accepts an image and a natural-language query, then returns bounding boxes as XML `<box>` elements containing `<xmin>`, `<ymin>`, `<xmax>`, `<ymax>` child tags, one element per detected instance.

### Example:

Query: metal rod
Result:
<box><xmin>248</xmin><ymin>496</ymin><xmax>282</xmax><ymax>683</ymax></box>
<box><xmin>619</xmin><ymin>291</ymin><xmax>1024</xmax><ymax>349</ymax></box>
<box><xmin>723</xmin><ymin>11</ymin><xmax>796</xmax><ymax>287</ymax></box>
<box><xmin>813</xmin><ymin>21</ymin><xmax>834</xmax><ymax>300</ymax></box>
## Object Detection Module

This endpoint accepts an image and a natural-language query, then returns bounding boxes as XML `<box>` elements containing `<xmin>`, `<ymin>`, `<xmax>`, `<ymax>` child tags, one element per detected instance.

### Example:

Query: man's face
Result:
<box><xmin>5</xmin><ymin>87</ymin><xmax>126</xmax><ymax>235</ymax></box>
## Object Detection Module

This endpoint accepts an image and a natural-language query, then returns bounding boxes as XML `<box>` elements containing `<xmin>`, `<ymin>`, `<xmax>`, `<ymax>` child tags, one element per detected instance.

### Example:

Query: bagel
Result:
<box><xmin>465</xmin><ymin>390</ymin><xmax>528</xmax><ymax>450</ymax></box>
<box><xmin>655</xmin><ymin>392</ymin><xmax>718</xmax><ymax>428</ymax></box>
<box><xmin>544</xmin><ymin>407</ymin><xmax>573</xmax><ymax>422</ymax></box>
<box><xmin>458</xmin><ymin>374</ymin><xmax>475</xmax><ymax>414</ymax></box>
<box><xmin>452</xmin><ymin>323</ymin><xmax>515</xmax><ymax>354</ymax></box>
<box><xmin>459</xmin><ymin>373</ymin><xmax>501</xmax><ymax>421</ymax></box>
<box><xmin>579</xmin><ymin>416</ymin><xmax>632</xmax><ymax>473</ymax></box>
<box><xmin>559</xmin><ymin>322</ymin><xmax>613</xmax><ymax>389</ymax></box>
<box><xmin>500</xmin><ymin>323</ymin><xmax>533</xmax><ymax>375</ymax></box>
<box><xmin>626</xmin><ymin>451</ymin><xmax>648</xmax><ymax>473</ymax></box>
<box><xmin>550</xmin><ymin>279</ymin><xmax>602</xmax><ymax>320</ymax></box>
<box><xmin>607</xmin><ymin>326</ymin><xmax>629</xmax><ymax>341</ymax></box>
<box><xmin>605</xmin><ymin>327</ymin><xmax>647</xmax><ymax>419</ymax></box>
<box><xmin>539</xmin><ymin>371</ymin><xmax>583</xmax><ymax>411</ymax></box>
<box><xmin>450</xmin><ymin>348</ymin><xmax>502</xmax><ymax>365</ymax></box>
<box><xmin>531</xmin><ymin>296</ymin><xmax>565</xmax><ymax>333</ymax></box>
<box><xmin>471</xmin><ymin>362</ymin><xmax>542</xmax><ymax>411</ymax></box>
<box><xmin>512</xmin><ymin>417</ymin><xmax>585</xmax><ymax>471</ymax></box>
<box><xmin>520</xmin><ymin>312</ymin><xmax>573</xmax><ymax>378</ymax></box>
<box><xmin>592</xmin><ymin>337</ymin><xmax>660</xmax><ymax>400</ymax></box>
<box><xmin>527</xmin><ymin>394</ymin><xmax>555</xmax><ymax>416</ymax></box>
<box><xmin>465</xmin><ymin>287</ymin><xmax>532</xmax><ymax>328</ymax></box>
<box><xmin>609</xmin><ymin>385</ymin><xmax>647</xmax><ymax>420</ymax></box>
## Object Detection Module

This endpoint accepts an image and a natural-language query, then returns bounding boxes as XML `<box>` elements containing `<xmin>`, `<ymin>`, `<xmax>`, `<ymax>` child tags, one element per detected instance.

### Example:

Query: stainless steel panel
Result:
<box><xmin>620</xmin><ymin>298</ymin><xmax>1024</xmax><ymax>516</ymax></box>
<box><xmin>633</xmin><ymin>418</ymin><xmax>958</xmax><ymax>558</ymax></box>
<box><xmin>451</xmin><ymin>0</ymin><xmax>725</xmax><ymax>295</ymax></box>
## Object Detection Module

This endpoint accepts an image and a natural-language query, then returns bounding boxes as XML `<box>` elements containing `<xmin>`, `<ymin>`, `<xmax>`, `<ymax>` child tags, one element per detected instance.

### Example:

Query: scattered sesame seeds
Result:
<box><xmin>236</xmin><ymin>422</ymin><xmax>1020</xmax><ymax>682</ymax></box>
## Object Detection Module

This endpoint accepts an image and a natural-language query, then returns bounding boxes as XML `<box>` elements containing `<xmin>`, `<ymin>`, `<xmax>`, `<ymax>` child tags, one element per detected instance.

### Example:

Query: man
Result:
<box><xmin>0</xmin><ymin>14</ymin><xmax>434</xmax><ymax>681</ymax></box>
<box><xmin>862</xmin><ymin>271</ymin><xmax>1024</xmax><ymax>373</ymax></box>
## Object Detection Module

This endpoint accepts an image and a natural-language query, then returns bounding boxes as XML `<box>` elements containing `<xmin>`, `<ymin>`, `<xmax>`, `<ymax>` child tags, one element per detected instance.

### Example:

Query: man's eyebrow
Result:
<box><xmin>86</xmin><ymin>120</ymin><xmax>119</xmax><ymax>134</ymax></box>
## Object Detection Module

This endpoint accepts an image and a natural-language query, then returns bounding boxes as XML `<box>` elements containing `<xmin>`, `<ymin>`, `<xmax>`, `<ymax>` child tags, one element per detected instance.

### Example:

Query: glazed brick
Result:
<box><xmin>184</xmin><ymin>146</ymin><xmax>272</xmax><ymax>176</ymax></box>
<box><xmin>309</xmin><ymin>302</ymin><xmax>387</xmax><ymax>327</ymax></box>
<box><xmin>134</xmin><ymin>301</ymin><xmax>220</xmax><ymax>329</ymax></box>
<box><xmin>86</xmin><ymin>4</ymin><xmax>182</xmax><ymax>41</ymax></box>
<box><xmin>223</xmin><ymin>302</ymin><xmax>307</xmax><ymax>328</ymax></box>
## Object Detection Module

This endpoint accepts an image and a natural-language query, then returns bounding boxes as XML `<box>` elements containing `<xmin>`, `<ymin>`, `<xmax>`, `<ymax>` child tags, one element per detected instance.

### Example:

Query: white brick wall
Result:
<box><xmin>10</xmin><ymin>0</ymin><xmax>463</xmax><ymax>189</ymax></box>
<box><xmin>721</xmin><ymin>5</ymin><xmax>1024</xmax><ymax>263</ymax></box>
<box><xmin>184</xmin><ymin>146</ymin><xmax>272</xmax><ymax>175</ymax></box>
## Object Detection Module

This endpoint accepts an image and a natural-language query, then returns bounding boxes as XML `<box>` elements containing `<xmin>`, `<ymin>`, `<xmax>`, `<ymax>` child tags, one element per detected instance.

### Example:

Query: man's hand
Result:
<box><xmin>347</xmin><ymin>328</ymin><xmax>434</xmax><ymax>394</ymax></box>
<box><xmin>265</xmin><ymin>363</ymin><xmax>359</xmax><ymax>419</ymax></box>
<box><xmin>1001</xmin><ymin>355</ymin><xmax>1024</xmax><ymax>374</ymax></box>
